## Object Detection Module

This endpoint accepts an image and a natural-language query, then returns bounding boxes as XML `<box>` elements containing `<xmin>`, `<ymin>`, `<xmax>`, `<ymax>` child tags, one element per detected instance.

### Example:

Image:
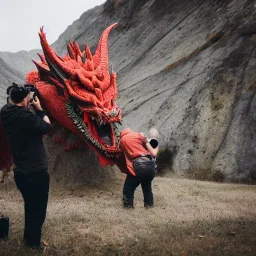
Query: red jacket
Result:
<box><xmin>119</xmin><ymin>129</ymin><xmax>150</xmax><ymax>176</ymax></box>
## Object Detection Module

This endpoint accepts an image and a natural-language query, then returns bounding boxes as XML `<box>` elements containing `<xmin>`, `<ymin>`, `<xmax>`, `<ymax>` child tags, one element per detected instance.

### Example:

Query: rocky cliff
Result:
<box><xmin>1</xmin><ymin>0</ymin><xmax>256</xmax><ymax>182</ymax></box>
<box><xmin>0</xmin><ymin>57</ymin><xmax>24</xmax><ymax>104</ymax></box>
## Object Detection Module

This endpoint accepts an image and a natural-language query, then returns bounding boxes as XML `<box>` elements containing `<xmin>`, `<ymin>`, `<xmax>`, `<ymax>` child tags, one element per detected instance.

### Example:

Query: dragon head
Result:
<box><xmin>26</xmin><ymin>23</ymin><xmax>122</xmax><ymax>166</ymax></box>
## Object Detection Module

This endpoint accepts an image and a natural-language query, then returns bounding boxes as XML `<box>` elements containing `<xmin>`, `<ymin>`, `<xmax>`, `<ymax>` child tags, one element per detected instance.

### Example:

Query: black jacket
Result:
<box><xmin>0</xmin><ymin>104</ymin><xmax>51</xmax><ymax>174</ymax></box>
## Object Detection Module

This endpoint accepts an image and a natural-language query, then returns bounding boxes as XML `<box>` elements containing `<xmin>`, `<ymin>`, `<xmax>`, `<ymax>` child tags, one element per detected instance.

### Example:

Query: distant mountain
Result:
<box><xmin>0</xmin><ymin>49</ymin><xmax>41</xmax><ymax>77</ymax></box>
<box><xmin>1</xmin><ymin>0</ymin><xmax>256</xmax><ymax>182</ymax></box>
<box><xmin>0</xmin><ymin>57</ymin><xmax>24</xmax><ymax>104</ymax></box>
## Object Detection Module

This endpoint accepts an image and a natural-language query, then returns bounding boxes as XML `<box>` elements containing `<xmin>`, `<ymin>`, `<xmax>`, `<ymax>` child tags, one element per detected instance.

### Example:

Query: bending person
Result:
<box><xmin>119</xmin><ymin>128</ymin><xmax>159</xmax><ymax>208</ymax></box>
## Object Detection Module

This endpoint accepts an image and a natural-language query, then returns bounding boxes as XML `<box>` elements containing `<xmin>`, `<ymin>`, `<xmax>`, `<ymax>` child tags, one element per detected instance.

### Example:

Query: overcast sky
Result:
<box><xmin>0</xmin><ymin>0</ymin><xmax>106</xmax><ymax>53</ymax></box>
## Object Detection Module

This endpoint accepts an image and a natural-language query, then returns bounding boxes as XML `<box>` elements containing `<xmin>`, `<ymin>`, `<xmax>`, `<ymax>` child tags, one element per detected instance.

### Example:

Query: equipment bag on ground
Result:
<box><xmin>0</xmin><ymin>215</ymin><xmax>9</xmax><ymax>240</ymax></box>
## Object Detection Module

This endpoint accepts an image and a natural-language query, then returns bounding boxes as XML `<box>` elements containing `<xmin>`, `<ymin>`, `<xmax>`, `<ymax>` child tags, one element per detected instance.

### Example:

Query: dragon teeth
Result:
<box><xmin>65</xmin><ymin>102</ymin><xmax>119</xmax><ymax>157</ymax></box>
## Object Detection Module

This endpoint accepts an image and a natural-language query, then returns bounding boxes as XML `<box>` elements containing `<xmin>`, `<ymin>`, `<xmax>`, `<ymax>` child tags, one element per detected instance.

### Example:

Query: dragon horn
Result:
<box><xmin>39</xmin><ymin>27</ymin><xmax>74</xmax><ymax>77</ymax></box>
<box><xmin>93</xmin><ymin>23</ymin><xmax>118</xmax><ymax>73</ymax></box>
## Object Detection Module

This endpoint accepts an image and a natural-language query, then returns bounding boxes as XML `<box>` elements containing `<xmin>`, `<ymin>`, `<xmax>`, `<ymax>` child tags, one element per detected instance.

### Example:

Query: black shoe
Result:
<box><xmin>123</xmin><ymin>204</ymin><xmax>134</xmax><ymax>209</ymax></box>
<box><xmin>24</xmin><ymin>241</ymin><xmax>44</xmax><ymax>250</ymax></box>
<box><xmin>144</xmin><ymin>204</ymin><xmax>154</xmax><ymax>208</ymax></box>
<box><xmin>25</xmin><ymin>245</ymin><xmax>44</xmax><ymax>251</ymax></box>
<box><xmin>123</xmin><ymin>196</ymin><xmax>134</xmax><ymax>208</ymax></box>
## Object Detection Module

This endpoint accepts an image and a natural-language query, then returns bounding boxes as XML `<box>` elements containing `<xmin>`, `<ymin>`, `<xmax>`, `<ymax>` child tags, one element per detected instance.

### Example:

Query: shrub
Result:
<box><xmin>211</xmin><ymin>170</ymin><xmax>225</xmax><ymax>182</ymax></box>
<box><xmin>156</xmin><ymin>146</ymin><xmax>174</xmax><ymax>175</ymax></box>
<box><xmin>187</xmin><ymin>168</ymin><xmax>225</xmax><ymax>182</ymax></box>
<box><xmin>187</xmin><ymin>167</ymin><xmax>211</xmax><ymax>181</ymax></box>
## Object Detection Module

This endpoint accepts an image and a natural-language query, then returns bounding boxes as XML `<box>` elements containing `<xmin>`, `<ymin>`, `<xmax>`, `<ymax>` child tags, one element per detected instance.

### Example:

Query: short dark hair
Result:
<box><xmin>9</xmin><ymin>83</ymin><xmax>29</xmax><ymax>103</ymax></box>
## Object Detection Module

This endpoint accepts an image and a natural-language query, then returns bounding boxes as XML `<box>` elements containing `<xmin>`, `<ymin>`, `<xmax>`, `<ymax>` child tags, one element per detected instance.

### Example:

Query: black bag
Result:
<box><xmin>0</xmin><ymin>215</ymin><xmax>9</xmax><ymax>240</ymax></box>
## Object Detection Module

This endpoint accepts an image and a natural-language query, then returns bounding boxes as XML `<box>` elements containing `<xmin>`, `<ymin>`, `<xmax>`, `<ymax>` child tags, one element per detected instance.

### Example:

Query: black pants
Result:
<box><xmin>123</xmin><ymin>157</ymin><xmax>156</xmax><ymax>207</ymax></box>
<box><xmin>14</xmin><ymin>170</ymin><xmax>49</xmax><ymax>247</ymax></box>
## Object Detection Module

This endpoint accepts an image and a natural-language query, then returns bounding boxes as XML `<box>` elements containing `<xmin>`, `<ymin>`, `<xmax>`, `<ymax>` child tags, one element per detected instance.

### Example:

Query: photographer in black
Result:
<box><xmin>0</xmin><ymin>83</ymin><xmax>51</xmax><ymax>249</ymax></box>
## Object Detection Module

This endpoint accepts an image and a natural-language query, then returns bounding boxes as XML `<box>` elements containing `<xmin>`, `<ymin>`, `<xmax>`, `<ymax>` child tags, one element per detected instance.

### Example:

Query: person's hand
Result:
<box><xmin>31</xmin><ymin>96</ymin><xmax>43</xmax><ymax>111</ymax></box>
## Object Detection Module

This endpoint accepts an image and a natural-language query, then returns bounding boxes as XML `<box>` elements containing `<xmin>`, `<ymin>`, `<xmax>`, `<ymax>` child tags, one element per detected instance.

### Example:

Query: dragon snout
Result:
<box><xmin>103</xmin><ymin>107</ymin><xmax>120</xmax><ymax>118</ymax></box>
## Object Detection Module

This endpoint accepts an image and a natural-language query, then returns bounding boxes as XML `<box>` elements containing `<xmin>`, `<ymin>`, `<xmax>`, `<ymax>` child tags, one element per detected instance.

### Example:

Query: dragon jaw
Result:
<box><xmin>65</xmin><ymin>101</ymin><xmax>121</xmax><ymax>159</ymax></box>
<box><xmin>26</xmin><ymin>23</ymin><xmax>122</xmax><ymax>165</ymax></box>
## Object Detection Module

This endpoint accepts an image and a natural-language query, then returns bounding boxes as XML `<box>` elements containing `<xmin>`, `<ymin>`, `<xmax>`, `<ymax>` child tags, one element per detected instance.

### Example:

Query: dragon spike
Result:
<box><xmin>32</xmin><ymin>60</ymin><xmax>49</xmax><ymax>71</ymax></box>
<box><xmin>37</xmin><ymin>53</ymin><xmax>47</xmax><ymax>64</ymax></box>
<box><xmin>32</xmin><ymin>60</ymin><xmax>51</xmax><ymax>81</ymax></box>
<box><xmin>84</xmin><ymin>45</ymin><xmax>94</xmax><ymax>70</ymax></box>
<box><xmin>93</xmin><ymin>23</ymin><xmax>118</xmax><ymax>73</ymax></box>
<box><xmin>81</xmin><ymin>52</ymin><xmax>86</xmax><ymax>63</ymax></box>
<box><xmin>44</xmin><ymin>54</ymin><xmax>67</xmax><ymax>85</ymax></box>
<box><xmin>39</xmin><ymin>27</ymin><xmax>75</xmax><ymax>77</ymax></box>
<box><xmin>73</xmin><ymin>42</ymin><xmax>82</xmax><ymax>60</ymax></box>
<box><xmin>67</xmin><ymin>41</ymin><xmax>75</xmax><ymax>59</ymax></box>
<box><xmin>56</xmin><ymin>53</ymin><xmax>64</xmax><ymax>62</ymax></box>
<box><xmin>85</xmin><ymin>45</ymin><xmax>93</xmax><ymax>61</ymax></box>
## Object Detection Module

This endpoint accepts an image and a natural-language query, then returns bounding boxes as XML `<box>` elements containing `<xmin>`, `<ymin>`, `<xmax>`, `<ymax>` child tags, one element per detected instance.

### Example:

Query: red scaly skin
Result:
<box><xmin>0</xmin><ymin>24</ymin><xmax>123</xmax><ymax>170</ymax></box>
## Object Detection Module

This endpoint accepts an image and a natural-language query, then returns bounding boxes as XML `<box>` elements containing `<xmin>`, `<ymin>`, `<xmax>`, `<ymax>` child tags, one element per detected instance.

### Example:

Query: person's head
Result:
<box><xmin>8</xmin><ymin>83</ymin><xmax>30</xmax><ymax>108</ymax></box>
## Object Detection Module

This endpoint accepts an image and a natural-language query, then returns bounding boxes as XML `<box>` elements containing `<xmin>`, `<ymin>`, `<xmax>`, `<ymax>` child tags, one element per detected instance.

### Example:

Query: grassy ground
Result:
<box><xmin>0</xmin><ymin>172</ymin><xmax>256</xmax><ymax>256</ymax></box>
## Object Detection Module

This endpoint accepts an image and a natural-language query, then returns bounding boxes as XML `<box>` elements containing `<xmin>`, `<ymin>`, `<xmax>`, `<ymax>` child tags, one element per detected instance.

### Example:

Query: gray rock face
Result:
<box><xmin>0</xmin><ymin>57</ymin><xmax>24</xmax><ymax>104</ymax></box>
<box><xmin>1</xmin><ymin>0</ymin><xmax>256</xmax><ymax>182</ymax></box>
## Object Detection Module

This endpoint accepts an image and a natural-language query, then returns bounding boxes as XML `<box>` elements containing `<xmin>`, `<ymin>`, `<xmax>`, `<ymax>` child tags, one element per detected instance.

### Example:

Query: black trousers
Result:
<box><xmin>14</xmin><ymin>170</ymin><xmax>49</xmax><ymax>247</ymax></box>
<box><xmin>123</xmin><ymin>157</ymin><xmax>156</xmax><ymax>207</ymax></box>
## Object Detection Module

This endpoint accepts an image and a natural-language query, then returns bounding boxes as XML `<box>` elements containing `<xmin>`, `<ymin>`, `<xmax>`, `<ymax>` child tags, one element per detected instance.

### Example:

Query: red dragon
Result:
<box><xmin>0</xmin><ymin>23</ymin><xmax>128</xmax><ymax>174</ymax></box>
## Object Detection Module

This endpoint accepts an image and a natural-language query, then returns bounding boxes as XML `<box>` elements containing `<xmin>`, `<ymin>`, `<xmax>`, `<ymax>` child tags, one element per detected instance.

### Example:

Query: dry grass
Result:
<box><xmin>1</xmin><ymin>172</ymin><xmax>256</xmax><ymax>256</ymax></box>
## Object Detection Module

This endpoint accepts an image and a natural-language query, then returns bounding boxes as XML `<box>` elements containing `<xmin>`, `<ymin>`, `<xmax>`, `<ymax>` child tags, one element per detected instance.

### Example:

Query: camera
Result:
<box><xmin>6</xmin><ymin>83</ymin><xmax>38</xmax><ymax>104</ymax></box>
<box><xmin>24</xmin><ymin>84</ymin><xmax>38</xmax><ymax>103</ymax></box>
